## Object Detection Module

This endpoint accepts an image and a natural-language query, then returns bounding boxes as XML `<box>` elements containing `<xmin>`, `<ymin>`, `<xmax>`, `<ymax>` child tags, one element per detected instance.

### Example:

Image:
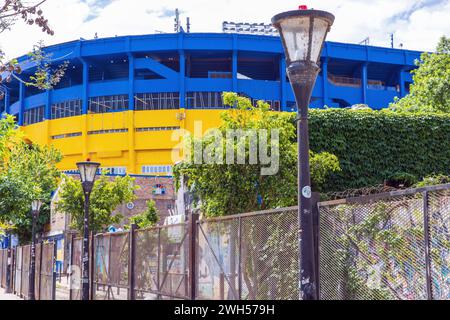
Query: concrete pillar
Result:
<box><xmin>361</xmin><ymin>63</ymin><xmax>368</xmax><ymax>104</ymax></box>
<box><xmin>179</xmin><ymin>50</ymin><xmax>186</xmax><ymax>108</ymax></box>
<box><xmin>399</xmin><ymin>69</ymin><xmax>406</xmax><ymax>98</ymax></box>
<box><xmin>45</xmin><ymin>89</ymin><xmax>51</xmax><ymax>120</ymax></box>
<box><xmin>128</xmin><ymin>53</ymin><xmax>135</xmax><ymax>111</ymax></box>
<box><xmin>4</xmin><ymin>88</ymin><xmax>10</xmax><ymax>114</ymax></box>
<box><xmin>322</xmin><ymin>59</ymin><xmax>330</xmax><ymax>107</ymax></box>
<box><xmin>18</xmin><ymin>81</ymin><xmax>25</xmax><ymax>126</ymax></box>
<box><xmin>81</xmin><ymin>60</ymin><xmax>89</xmax><ymax>114</ymax></box>
<box><xmin>280</xmin><ymin>55</ymin><xmax>287</xmax><ymax>111</ymax></box>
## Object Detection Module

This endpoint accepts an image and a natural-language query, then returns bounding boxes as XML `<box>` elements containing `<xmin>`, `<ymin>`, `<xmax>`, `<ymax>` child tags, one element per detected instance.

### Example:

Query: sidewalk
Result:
<box><xmin>0</xmin><ymin>288</ymin><xmax>22</xmax><ymax>300</ymax></box>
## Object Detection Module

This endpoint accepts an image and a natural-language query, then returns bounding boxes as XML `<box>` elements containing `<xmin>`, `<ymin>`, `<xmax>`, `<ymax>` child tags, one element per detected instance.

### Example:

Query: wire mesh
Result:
<box><xmin>0</xmin><ymin>249</ymin><xmax>6</xmax><ymax>288</ymax></box>
<box><xmin>241</xmin><ymin>209</ymin><xmax>299</xmax><ymax>300</ymax></box>
<box><xmin>133</xmin><ymin>224</ymin><xmax>190</xmax><ymax>300</ymax></box>
<box><xmin>159</xmin><ymin>224</ymin><xmax>189</xmax><ymax>300</ymax></box>
<box><xmin>134</xmin><ymin>228</ymin><xmax>159</xmax><ymax>300</ymax></box>
<box><xmin>68</xmin><ymin>238</ymin><xmax>83</xmax><ymax>300</ymax></box>
<box><xmin>14</xmin><ymin>247</ymin><xmax>22</xmax><ymax>296</ymax></box>
<box><xmin>319</xmin><ymin>194</ymin><xmax>428</xmax><ymax>300</ymax></box>
<box><xmin>428</xmin><ymin>190</ymin><xmax>450</xmax><ymax>300</ymax></box>
<box><xmin>196</xmin><ymin>208</ymin><xmax>299</xmax><ymax>300</ymax></box>
<box><xmin>39</xmin><ymin>243</ymin><xmax>55</xmax><ymax>300</ymax></box>
<box><xmin>196</xmin><ymin>218</ymin><xmax>239</xmax><ymax>300</ymax></box>
<box><xmin>20</xmin><ymin>245</ymin><xmax>31</xmax><ymax>299</ymax></box>
<box><xmin>93</xmin><ymin>233</ymin><xmax>129</xmax><ymax>300</ymax></box>
<box><xmin>35</xmin><ymin>244</ymin><xmax>41</xmax><ymax>300</ymax></box>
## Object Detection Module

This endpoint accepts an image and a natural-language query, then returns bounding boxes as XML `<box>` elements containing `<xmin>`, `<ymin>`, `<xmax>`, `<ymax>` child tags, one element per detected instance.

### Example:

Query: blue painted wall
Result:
<box><xmin>2</xmin><ymin>32</ymin><xmax>422</xmax><ymax>123</ymax></box>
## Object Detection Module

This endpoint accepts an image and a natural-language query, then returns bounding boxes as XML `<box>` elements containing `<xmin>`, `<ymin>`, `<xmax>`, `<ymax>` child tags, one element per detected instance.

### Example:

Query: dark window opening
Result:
<box><xmin>88</xmin><ymin>95</ymin><xmax>129</xmax><ymax>113</ymax></box>
<box><xmin>52</xmin><ymin>99</ymin><xmax>82</xmax><ymax>119</ymax></box>
<box><xmin>186</xmin><ymin>92</ymin><xmax>226</xmax><ymax>109</ymax></box>
<box><xmin>135</xmin><ymin>93</ymin><xmax>180</xmax><ymax>110</ymax></box>
<box><xmin>23</xmin><ymin>105</ymin><xmax>45</xmax><ymax>125</ymax></box>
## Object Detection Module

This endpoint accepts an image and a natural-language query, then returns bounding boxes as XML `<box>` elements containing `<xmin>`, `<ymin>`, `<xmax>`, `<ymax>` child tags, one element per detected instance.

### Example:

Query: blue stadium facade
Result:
<box><xmin>3</xmin><ymin>32</ymin><xmax>422</xmax><ymax>123</ymax></box>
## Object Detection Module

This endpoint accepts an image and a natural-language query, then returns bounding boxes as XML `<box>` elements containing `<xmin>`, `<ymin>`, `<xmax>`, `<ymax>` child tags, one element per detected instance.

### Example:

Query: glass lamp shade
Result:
<box><xmin>31</xmin><ymin>200</ymin><xmax>43</xmax><ymax>212</ymax></box>
<box><xmin>272</xmin><ymin>10</ymin><xmax>335</xmax><ymax>64</ymax></box>
<box><xmin>77</xmin><ymin>161</ymin><xmax>101</xmax><ymax>183</ymax></box>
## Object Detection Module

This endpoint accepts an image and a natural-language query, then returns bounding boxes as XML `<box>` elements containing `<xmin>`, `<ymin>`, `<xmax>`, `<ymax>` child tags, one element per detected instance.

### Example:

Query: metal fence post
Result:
<box><xmin>69</xmin><ymin>234</ymin><xmax>75</xmax><ymax>300</ymax></box>
<box><xmin>128</xmin><ymin>224</ymin><xmax>137</xmax><ymax>300</ymax></box>
<box><xmin>238</xmin><ymin>216</ymin><xmax>243</xmax><ymax>300</ymax></box>
<box><xmin>20</xmin><ymin>247</ymin><xmax>23</xmax><ymax>298</ymax></box>
<box><xmin>156</xmin><ymin>228</ymin><xmax>161</xmax><ymax>300</ymax></box>
<box><xmin>37</xmin><ymin>243</ymin><xmax>43</xmax><ymax>300</ymax></box>
<box><xmin>423</xmin><ymin>191</ymin><xmax>433</xmax><ymax>300</ymax></box>
<box><xmin>5</xmin><ymin>245</ymin><xmax>12</xmax><ymax>294</ymax></box>
<box><xmin>312</xmin><ymin>192</ymin><xmax>321</xmax><ymax>300</ymax></box>
<box><xmin>189</xmin><ymin>213</ymin><xmax>199</xmax><ymax>300</ymax></box>
<box><xmin>89</xmin><ymin>232</ymin><xmax>94</xmax><ymax>300</ymax></box>
<box><xmin>52</xmin><ymin>242</ymin><xmax>57</xmax><ymax>300</ymax></box>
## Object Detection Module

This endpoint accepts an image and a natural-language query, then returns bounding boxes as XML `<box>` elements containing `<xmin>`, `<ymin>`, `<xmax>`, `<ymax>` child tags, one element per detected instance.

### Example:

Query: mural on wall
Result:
<box><xmin>153</xmin><ymin>184</ymin><xmax>167</xmax><ymax>195</ymax></box>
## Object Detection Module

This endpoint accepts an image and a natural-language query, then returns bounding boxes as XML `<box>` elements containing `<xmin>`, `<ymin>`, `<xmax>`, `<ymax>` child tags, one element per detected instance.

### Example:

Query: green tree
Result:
<box><xmin>390</xmin><ymin>36</ymin><xmax>450</xmax><ymax>113</ymax></box>
<box><xmin>57</xmin><ymin>174</ymin><xmax>139</xmax><ymax>234</ymax></box>
<box><xmin>0</xmin><ymin>115</ymin><xmax>63</xmax><ymax>242</ymax></box>
<box><xmin>174</xmin><ymin>92</ymin><xmax>340</xmax><ymax>218</ymax></box>
<box><xmin>129</xmin><ymin>200</ymin><xmax>160</xmax><ymax>229</ymax></box>
<box><xmin>0</xmin><ymin>1</ymin><xmax>68</xmax><ymax>98</ymax></box>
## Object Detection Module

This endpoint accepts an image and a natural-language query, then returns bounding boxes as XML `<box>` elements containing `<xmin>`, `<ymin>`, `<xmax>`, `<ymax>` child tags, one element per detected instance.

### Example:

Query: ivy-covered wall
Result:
<box><xmin>306</xmin><ymin>109</ymin><xmax>450</xmax><ymax>192</ymax></box>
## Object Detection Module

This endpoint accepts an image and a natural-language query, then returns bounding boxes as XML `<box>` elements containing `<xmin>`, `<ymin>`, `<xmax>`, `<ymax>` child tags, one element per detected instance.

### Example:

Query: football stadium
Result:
<box><xmin>2</xmin><ymin>31</ymin><xmax>422</xmax><ymax>176</ymax></box>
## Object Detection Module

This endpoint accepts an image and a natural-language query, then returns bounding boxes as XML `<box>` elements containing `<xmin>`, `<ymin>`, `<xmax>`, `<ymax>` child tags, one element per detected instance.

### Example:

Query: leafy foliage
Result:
<box><xmin>389</xmin><ymin>36</ymin><xmax>450</xmax><ymax>113</ymax></box>
<box><xmin>175</xmin><ymin>92</ymin><xmax>341</xmax><ymax>217</ymax></box>
<box><xmin>57</xmin><ymin>174</ymin><xmax>139</xmax><ymax>234</ymax></box>
<box><xmin>129</xmin><ymin>200</ymin><xmax>160</xmax><ymax>229</ymax></box>
<box><xmin>414</xmin><ymin>174</ymin><xmax>450</xmax><ymax>188</ymax></box>
<box><xmin>0</xmin><ymin>1</ymin><xmax>68</xmax><ymax>95</ymax></box>
<box><xmin>0</xmin><ymin>115</ymin><xmax>62</xmax><ymax>242</ymax></box>
<box><xmin>308</xmin><ymin>108</ymin><xmax>450</xmax><ymax>192</ymax></box>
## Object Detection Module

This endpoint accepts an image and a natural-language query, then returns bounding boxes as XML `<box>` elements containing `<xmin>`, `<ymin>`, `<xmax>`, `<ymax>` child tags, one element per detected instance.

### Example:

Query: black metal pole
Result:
<box><xmin>5</xmin><ymin>232</ymin><xmax>12</xmax><ymax>294</ymax></box>
<box><xmin>287</xmin><ymin>60</ymin><xmax>320</xmax><ymax>300</ymax></box>
<box><xmin>28</xmin><ymin>211</ymin><xmax>37</xmax><ymax>300</ymax></box>
<box><xmin>81</xmin><ymin>183</ymin><xmax>92</xmax><ymax>300</ymax></box>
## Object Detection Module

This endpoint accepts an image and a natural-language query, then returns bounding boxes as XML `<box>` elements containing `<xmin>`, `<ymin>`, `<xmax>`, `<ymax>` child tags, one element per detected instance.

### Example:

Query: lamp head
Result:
<box><xmin>31</xmin><ymin>199</ymin><xmax>43</xmax><ymax>212</ymax></box>
<box><xmin>272</xmin><ymin>9</ymin><xmax>335</xmax><ymax>65</ymax></box>
<box><xmin>76</xmin><ymin>161</ymin><xmax>101</xmax><ymax>183</ymax></box>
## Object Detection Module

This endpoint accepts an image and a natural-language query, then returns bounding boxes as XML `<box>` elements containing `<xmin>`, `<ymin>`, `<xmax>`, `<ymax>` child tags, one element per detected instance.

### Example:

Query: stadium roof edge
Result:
<box><xmin>14</xmin><ymin>32</ymin><xmax>425</xmax><ymax>64</ymax></box>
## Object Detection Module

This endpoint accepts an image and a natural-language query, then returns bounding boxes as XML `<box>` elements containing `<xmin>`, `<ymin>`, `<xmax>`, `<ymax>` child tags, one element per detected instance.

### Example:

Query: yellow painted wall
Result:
<box><xmin>21</xmin><ymin>109</ymin><xmax>227</xmax><ymax>174</ymax></box>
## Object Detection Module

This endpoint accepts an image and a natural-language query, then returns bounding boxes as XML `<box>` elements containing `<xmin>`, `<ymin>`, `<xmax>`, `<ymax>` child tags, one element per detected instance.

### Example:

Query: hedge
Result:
<box><xmin>305</xmin><ymin>109</ymin><xmax>450</xmax><ymax>192</ymax></box>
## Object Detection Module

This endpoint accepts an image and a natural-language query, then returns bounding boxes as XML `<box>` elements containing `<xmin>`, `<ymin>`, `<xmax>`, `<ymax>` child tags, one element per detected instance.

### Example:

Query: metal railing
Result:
<box><xmin>318</xmin><ymin>184</ymin><xmax>450</xmax><ymax>300</ymax></box>
<box><xmin>1</xmin><ymin>184</ymin><xmax>448</xmax><ymax>300</ymax></box>
<box><xmin>0</xmin><ymin>243</ymin><xmax>56</xmax><ymax>300</ymax></box>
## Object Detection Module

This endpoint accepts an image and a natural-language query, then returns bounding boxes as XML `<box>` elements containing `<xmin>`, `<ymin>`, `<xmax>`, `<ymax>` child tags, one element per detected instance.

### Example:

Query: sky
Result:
<box><xmin>1</xmin><ymin>0</ymin><xmax>449</xmax><ymax>59</ymax></box>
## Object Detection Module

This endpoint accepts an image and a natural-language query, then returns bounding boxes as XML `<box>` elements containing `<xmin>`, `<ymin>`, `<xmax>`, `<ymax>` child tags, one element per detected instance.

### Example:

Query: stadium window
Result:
<box><xmin>186</xmin><ymin>92</ymin><xmax>226</xmax><ymax>109</ymax></box>
<box><xmin>23</xmin><ymin>106</ymin><xmax>45</xmax><ymax>125</ymax></box>
<box><xmin>88</xmin><ymin>95</ymin><xmax>129</xmax><ymax>114</ymax></box>
<box><xmin>100</xmin><ymin>167</ymin><xmax>127</xmax><ymax>175</ymax></box>
<box><xmin>87</xmin><ymin>128</ymin><xmax>128</xmax><ymax>135</ymax></box>
<box><xmin>135</xmin><ymin>126</ymin><xmax>180</xmax><ymax>132</ymax></box>
<box><xmin>142</xmin><ymin>165</ymin><xmax>173</xmax><ymax>175</ymax></box>
<box><xmin>135</xmin><ymin>92</ymin><xmax>180</xmax><ymax>111</ymax></box>
<box><xmin>51</xmin><ymin>100</ymin><xmax>82</xmax><ymax>120</ymax></box>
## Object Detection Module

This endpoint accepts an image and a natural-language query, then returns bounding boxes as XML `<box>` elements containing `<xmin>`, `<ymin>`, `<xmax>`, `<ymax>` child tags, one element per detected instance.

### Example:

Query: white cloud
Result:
<box><xmin>1</xmin><ymin>0</ymin><xmax>449</xmax><ymax>59</ymax></box>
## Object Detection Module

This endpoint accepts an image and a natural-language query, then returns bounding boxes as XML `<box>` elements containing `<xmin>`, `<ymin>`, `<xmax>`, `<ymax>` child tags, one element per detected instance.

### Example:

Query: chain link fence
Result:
<box><xmin>2</xmin><ymin>184</ymin><xmax>448</xmax><ymax>301</ymax></box>
<box><xmin>0</xmin><ymin>249</ymin><xmax>7</xmax><ymax>288</ymax></box>
<box><xmin>93</xmin><ymin>232</ymin><xmax>130</xmax><ymax>300</ymax></box>
<box><xmin>318</xmin><ymin>185</ymin><xmax>450</xmax><ymax>300</ymax></box>
<box><xmin>196</xmin><ymin>208</ymin><xmax>299</xmax><ymax>300</ymax></box>
<box><xmin>2</xmin><ymin>243</ymin><xmax>56</xmax><ymax>300</ymax></box>
<box><xmin>134</xmin><ymin>223</ymin><xmax>190</xmax><ymax>300</ymax></box>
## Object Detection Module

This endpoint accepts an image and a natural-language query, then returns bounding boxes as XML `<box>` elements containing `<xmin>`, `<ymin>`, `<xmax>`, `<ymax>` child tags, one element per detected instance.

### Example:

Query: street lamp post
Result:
<box><xmin>272</xmin><ymin>7</ymin><xmax>334</xmax><ymax>300</ymax></box>
<box><xmin>29</xmin><ymin>199</ymin><xmax>43</xmax><ymax>300</ymax></box>
<box><xmin>76</xmin><ymin>161</ymin><xmax>100</xmax><ymax>300</ymax></box>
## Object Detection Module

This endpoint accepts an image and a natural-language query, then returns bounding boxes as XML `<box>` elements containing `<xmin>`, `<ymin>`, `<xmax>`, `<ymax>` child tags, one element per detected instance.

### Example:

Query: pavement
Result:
<box><xmin>0</xmin><ymin>288</ymin><xmax>22</xmax><ymax>300</ymax></box>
